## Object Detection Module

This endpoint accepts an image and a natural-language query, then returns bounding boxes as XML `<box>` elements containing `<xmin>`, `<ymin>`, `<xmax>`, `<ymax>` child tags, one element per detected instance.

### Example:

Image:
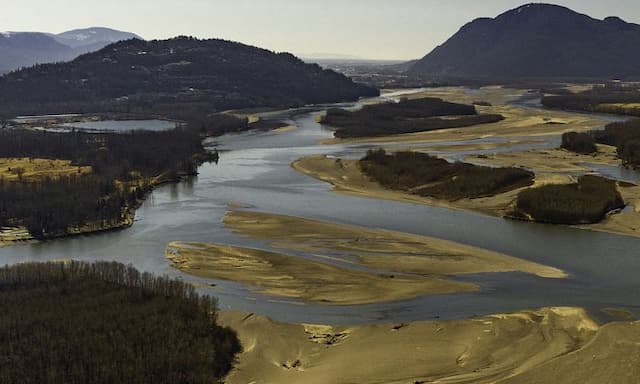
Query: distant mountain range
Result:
<box><xmin>0</xmin><ymin>37</ymin><xmax>378</xmax><ymax>117</ymax></box>
<box><xmin>0</xmin><ymin>27</ymin><xmax>141</xmax><ymax>73</ymax></box>
<box><xmin>409</xmin><ymin>3</ymin><xmax>640</xmax><ymax>81</ymax></box>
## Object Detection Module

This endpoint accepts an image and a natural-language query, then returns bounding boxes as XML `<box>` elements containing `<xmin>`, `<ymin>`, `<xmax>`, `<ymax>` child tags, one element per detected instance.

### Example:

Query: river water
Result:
<box><xmin>1</xmin><ymin>89</ymin><xmax>639</xmax><ymax>324</ymax></box>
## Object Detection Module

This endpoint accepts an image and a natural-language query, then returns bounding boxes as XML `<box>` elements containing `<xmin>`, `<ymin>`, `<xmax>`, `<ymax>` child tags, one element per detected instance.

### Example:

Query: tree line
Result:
<box><xmin>321</xmin><ymin>97</ymin><xmax>503</xmax><ymax>138</ymax></box>
<box><xmin>0</xmin><ymin>126</ymin><xmax>218</xmax><ymax>238</ymax></box>
<box><xmin>359</xmin><ymin>149</ymin><xmax>534</xmax><ymax>201</ymax></box>
<box><xmin>542</xmin><ymin>86</ymin><xmax>640</xmax><ymax>116</ymax></box>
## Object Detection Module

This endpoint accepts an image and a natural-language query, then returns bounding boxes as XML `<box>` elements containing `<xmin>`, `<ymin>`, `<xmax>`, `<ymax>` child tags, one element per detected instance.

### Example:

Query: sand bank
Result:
<box><xmin>166</xmin><ymin>241</ymin><xmax>476</xmax><ymax>305</ymax></box>
<box><xmin>224</xmin><ymin>210</ymin><xmax>566</xmax><ymax>279</ymax></box>
<box><xmin>0</xmin><ymin>226</ymin><xmax>34</xmax><ymax>246</ymax></box>
<box><xmin>219</xmin><ymin>307</ymin><xmax>640</xmax><ymax>384</ymax></box>
<box><xmin>466</xmin><ymin>145</ymin><xmax>620</xmax><ymax>174</ymax></box>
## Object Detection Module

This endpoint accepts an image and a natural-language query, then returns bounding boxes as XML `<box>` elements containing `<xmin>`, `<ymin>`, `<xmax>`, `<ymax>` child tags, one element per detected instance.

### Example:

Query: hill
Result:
<box><xmin>0</xmin><ymin>27</ymin><xmax>140</xmax><ymax>73</ymax></box>
<box><xmin>409</xmin><ymin>3</ymin><xmax>640</xmax><ymax>81</ymax></box>
<box><xmin>0</xmin><ymin>36</ymin><xmax>379</xmax><ymax>117</ymax></box>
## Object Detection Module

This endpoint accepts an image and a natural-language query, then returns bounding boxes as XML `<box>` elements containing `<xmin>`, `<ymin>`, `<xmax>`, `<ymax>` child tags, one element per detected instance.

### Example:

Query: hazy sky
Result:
<box><xmin>2</xmin><ymin>0</ymin><xmax>639</xmax><ymax>59</ymax></box>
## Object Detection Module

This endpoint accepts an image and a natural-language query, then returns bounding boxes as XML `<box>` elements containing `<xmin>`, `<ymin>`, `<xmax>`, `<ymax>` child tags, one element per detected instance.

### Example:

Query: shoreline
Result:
<box><xmin>0</xmin><ymin>153</ymin><xmax>215</xmax><ymax>247</ymax></box>
<box><xmin>166</xmin><ymin>241</ymin><xmax>478</xmax><ymax>305</ymax></box>
<box><xmin>164</xmin><ymin>209</ymin><xmax>565</xmax><ymax>306</ymax></box>
<box><xmin>224</xmin><ymin>210</ymin><xmax>566</xmax><ymax>279</ymax></box>
<box><xmin>219</xmin><ymin>307</ymin><xmax>640</xmax><ymax>384</ymax></box>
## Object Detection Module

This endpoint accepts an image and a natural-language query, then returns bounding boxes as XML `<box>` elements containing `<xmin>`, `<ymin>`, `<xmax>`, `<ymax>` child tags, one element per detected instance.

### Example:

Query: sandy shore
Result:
<box><xmin>219</xmin><ymin>307</ymin><xmax>640</xmax><ymax>384</ymax></box>
<box><xmin>224</xmin><ymin>210</ymin><xmax>566</xmax><ymax>279</ymax></box>
<box><xmin>293</xmin><ymin>154</ymin><xmax>640</xmax><ymax>238</ymax></box>
<box><xmin>466</xmin><ymin>145</ymin><xmax>620</xmax><ymax>175</ymax></box>
<box><xmin>166</xmin><ymin>241</ymin><xmax>476</xmax><ymax>305</ymax></box>
<box><xmin>467</xmin><ymin>146</ymin><xmax>640</xmax><ymax>238</ymax></box>
<box><xmin>166</xmin><ymin>209</ymin><xmax>565</xmax><ymax>305</ymax></box>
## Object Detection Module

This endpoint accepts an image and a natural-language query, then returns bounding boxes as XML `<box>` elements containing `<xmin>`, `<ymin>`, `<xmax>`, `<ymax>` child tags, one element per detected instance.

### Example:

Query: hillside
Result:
<box><xmin>0</xmin><ymin>37</ymin><xmax>379</xmax><ymax>117</ymax></box>
<box><xmin>0</xmin><ymin>27</ymin><xmax>140</xmax><ymax>73</ymax></box>
<box><xmin>409</xmin><ymin>3</ymin><xmax>640</xmax><ymax>81</ymax></box>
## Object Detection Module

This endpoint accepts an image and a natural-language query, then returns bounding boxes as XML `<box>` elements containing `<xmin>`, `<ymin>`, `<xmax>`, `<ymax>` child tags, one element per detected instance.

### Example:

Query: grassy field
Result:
<box><xmin>0</xmin><ymin>158</ymin><xmax>91</xmax><ymax>182</ymax></box>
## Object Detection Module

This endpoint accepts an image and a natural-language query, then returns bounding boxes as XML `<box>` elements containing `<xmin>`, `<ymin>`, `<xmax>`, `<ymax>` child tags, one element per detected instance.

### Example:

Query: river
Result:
<box><xmin>1</xmin><ymin>88</ymin><xmax>639</xmax><ymax>324</ymax></box>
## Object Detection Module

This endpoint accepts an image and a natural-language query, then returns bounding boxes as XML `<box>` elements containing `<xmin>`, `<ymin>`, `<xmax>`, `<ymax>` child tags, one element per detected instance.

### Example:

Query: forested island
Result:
<box><xmin>512</xmin><ymin>175</ymin><xmax>625</xmax><ymax>224</ymax></box>
<box><xmin>359</xmin><ymin>149</ymin><xmax>534</xmax><ymax>200</ymax></box>
<box><xmin>320</xmin><ymin>97</ymin><xmax>503</xmax><ymax>138</ymax></box>
<box><xmin>594</xmin><ymin>119</ymin><xmax>640</xmax><ymax>167</ymax></box>
<box><xmin>0</xmin><ymin>261</ymin><xmax>240</xmax><ymax>384</ymax></box>
<box><xmin>542</xmin><ymin>86</ymin><xmax>640</xmax><ymax>117</ymax></box>
<box><xmin>560</xmin><ymin>119</ymin><xmax>640</xmax><ymax>167</ymax></box>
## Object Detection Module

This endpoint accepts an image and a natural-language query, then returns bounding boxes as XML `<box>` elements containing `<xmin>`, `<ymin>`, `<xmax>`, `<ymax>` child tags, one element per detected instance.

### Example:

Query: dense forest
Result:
<box><xmin>561</xmin><ymin>131</ymin><xmax>597</xmax><ymax>154</ymax></box>
<box><xmin>594</xmin><ymin>119</ymin><xmax>640</xmax><ymax>167</ymax></box>
<box><xmin>0</xmin><ymin>126</ymin><xmax>217</xmax><ymax>238</ymax></box>
<box><xmin>0</xmin><ymin>37</ymin><xmax>378</xmax><ymax>118</ymax></box>
<box><xmin>0</xmin><ymin>175</ymin><xmax>130</xmax><ymax>239</ymax></box>
<box><xmin>512</xmin><ymin>175</ymin><xmax>625</xmax><ymax>224</ymax></box>
<box><xmin>321</xmin><ymin>98</ymin><xmax>503</xmax><ymax>138</ymax></box>
<box><xmin>0</xmin><ymin>261</ymin><xmax>241</xmax><ymax>384</ymax></box>
<box><xmin>359</xmin><ymin>149</ymin><xmax>534</xmax><ymax>200</ymax></box>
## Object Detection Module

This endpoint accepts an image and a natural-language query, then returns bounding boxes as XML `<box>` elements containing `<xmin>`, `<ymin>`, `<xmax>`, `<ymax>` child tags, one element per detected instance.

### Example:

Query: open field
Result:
<box><xmin>224</xmin><ymin>210</ymin><xmax>566</xmax><ymax>279</ymax></box>
<box><xmin>219</xmin><ymin>307</ymin><xmax>640</xmax><ymax>384</ymax></box>
<box><xmin>165</xmin><ymin>241</ymin><xmax>476</xmax><ymax>305</ymax></box>
<box><xmin>0</xmin><ymin>157</ymin><xmax>91</xmax><ymax>182</ymax></box>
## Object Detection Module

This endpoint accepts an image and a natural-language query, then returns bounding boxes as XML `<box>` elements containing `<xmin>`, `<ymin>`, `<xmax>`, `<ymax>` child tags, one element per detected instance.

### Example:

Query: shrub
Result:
<box><xmin>512</xmin><ymin>175</ymin><xmax>625</xmax><ymax>224</ymax></box>
<box><xmin>561</xmin><ymin>131</ymin><xmax>597</xmax><ymax>154</ymax></box>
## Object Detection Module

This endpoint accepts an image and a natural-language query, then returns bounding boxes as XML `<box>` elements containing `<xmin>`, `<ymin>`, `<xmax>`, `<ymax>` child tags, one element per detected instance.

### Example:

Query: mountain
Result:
<box><xmin>0</xmin><ymin>37</ymin><xmax>379</xmax><ymax>117</ymax></box>
<box><xmin>0</xmin><ymin>32</ymin><xmax>74</xmax><ymax>73</ymax></box>
<box><xmin>52</xmin><ymin>27</ymin><xmax>141</xmax><ymax>49</ymax></box>
<box><xmin>409</xmin><ymin>3</ymin><xmax>640</xmax><ymax>81</ymax></box>
<box><xmin>0</xmin><ymin>27</ymin><xmax>140</xmax><ymax>73</ymax></box>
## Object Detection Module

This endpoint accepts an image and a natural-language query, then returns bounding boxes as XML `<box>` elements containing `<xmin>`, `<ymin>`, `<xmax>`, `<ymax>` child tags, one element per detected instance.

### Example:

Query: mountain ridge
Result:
<box><xmin>0</xmin><ymin>27</ymin><xmax>140</xmax><ymax>73</ymax></box>
<box><xmin>409</xmin><ymin>3</ymin><xmax>640</xmax><ymax>81</ymax></box>
<box><xmin>0</xmin><ymin>36</ymin><xmax>379</xmax><ymax>117</ymax></box>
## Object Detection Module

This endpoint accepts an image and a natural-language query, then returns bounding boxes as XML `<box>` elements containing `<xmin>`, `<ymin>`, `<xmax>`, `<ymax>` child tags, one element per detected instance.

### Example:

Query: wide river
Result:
<box><xmin>1</xmin><ymin>89</ymin><xmax>639</xmax><ymax>324</ymax></box>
